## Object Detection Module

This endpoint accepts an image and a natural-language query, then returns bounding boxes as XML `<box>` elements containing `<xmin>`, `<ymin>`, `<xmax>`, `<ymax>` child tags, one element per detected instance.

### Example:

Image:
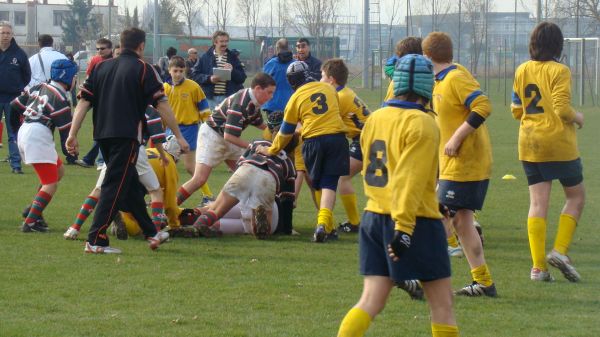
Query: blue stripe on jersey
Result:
<box><xmin>280</xmin><ymin>121</ymin><xmax>297</xmax><ymax>135</ymax></box>
<box><xmin>435</xmin><ymin>65</ymin><xmax>457</xmax><ymax>81</ymax></box>
<box><xmin>464</xmin><ymin>90</ymin><xmax>483</xmax><ymax>109</ymax></box>
<box><xmin>197</xmin><ymin>99</ymin><xmax>209</xmax><ymax>111</ymax></box>
<box><xmin>512</xmin><ymin>91</ymin><xmax>522</xmax><ymax>105</ymax></box>
<box><xmin>383</xmin><ymin>99</ymin><xmax>426</xmax><ymax>112</ymax></box>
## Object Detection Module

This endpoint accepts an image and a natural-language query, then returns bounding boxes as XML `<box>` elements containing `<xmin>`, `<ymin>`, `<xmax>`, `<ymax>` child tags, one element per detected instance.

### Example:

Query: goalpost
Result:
<box><xmin>562</xmin><ymin>37</ymin><xmax>599</xmax><ymax>106</ymax></box>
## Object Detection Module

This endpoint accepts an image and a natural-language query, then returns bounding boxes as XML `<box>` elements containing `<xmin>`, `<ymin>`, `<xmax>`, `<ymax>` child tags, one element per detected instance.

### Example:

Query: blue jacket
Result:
<box><xmin>298</xmin><ymin>53</ymin><xmax>322</xmax><ymax>80</ymax></box>
<box><xmin>0</xmin><ymin>38</ymin><xmax>31</xmax><ymax>102</ymax></box>
<box><xmin>262</xmin><ymin>51</ymin><xmax>294</xmax><ymax>112</ymax></box>
<box><xmin>190</xmin><ymin>46</ymin><xmax>246</xmax><ymax>99</ymax></box>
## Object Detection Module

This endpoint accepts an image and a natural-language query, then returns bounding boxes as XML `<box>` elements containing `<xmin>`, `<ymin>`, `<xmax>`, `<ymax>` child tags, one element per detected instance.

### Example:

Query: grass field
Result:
<box><xmin>1</xmin><ymin>80</ymin><xmax>599</xmax><ymax>337</ymax></box>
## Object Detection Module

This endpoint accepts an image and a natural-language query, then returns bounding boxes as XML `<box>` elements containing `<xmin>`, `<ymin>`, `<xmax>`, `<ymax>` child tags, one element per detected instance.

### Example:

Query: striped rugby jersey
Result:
<box><xmin>206</xmin><ymin>88</ymin><xmax>264</xmax><ymax>138</ymax></box>
<box><xmin>237</xmin><ymin>139</ymin><xmax>296</xmax><ymax>197</ymax></box>
<box><xmin>10</xmin><ymin>81</ymin><xmax>72</xmax><ymax>138</ymax></box>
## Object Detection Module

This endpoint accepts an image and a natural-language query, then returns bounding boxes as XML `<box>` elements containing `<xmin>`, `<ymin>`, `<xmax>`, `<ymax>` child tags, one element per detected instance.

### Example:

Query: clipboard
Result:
<box><xmin>212</xmin><ymin>67</ymin><xmax>231</xmax><ymax>81</ymax></box>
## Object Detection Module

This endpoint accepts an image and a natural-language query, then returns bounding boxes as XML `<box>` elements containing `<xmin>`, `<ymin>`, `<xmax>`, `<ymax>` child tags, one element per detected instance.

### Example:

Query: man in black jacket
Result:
<box><xmin>0</xmin><ymin>21</ymin><xmax>30</xmax><ymax>174</ymax></box>
<box><xmin>295</xmin><ymin>38</ymin><xmax>322</xmax><ymax>80</ymax></box>
<box><xmin>67</xmin><ymin>27</ymin><xmax>189</xmax><ymax>254</ymax></box>
<box><xmin>190</xmin><ymin>30</ymin><xmax>246</xmax><ymax>109</ymax></box>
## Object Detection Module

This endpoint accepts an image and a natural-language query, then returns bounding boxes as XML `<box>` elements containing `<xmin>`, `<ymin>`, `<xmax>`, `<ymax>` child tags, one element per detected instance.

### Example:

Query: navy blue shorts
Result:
<box><xmin>302</xmin><ymin>133</ymin><xmax>349</xmax><ymax>189</ymax></box>
<box><xmin>522</xmin><ymin>159</ymin><xmax>583</xmax><ymax>187</ymax></box>
<box><xmin>359</xmin><ymin>212</ymin><xmax>451</xmax><ymax>282</ymax></box>
<box><xmin>167</xmin><ymin>124</ymin><xmax>199</xmax><ymax>151</ymax></box>
<box><xmin>438</xmin><ymin>179</ymin><xmax>489</xmax><ymax>212</ymax></box>
<box><xmin>349</xmin><ymin>137</ymin><xmax>363</xmax><ymax>162</ymax></box>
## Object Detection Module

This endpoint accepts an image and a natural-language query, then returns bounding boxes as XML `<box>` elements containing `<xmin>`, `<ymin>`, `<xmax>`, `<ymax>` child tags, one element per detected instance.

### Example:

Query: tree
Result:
<box><xmin>158</xmin><ymin>0</ymin><xmax>184</xmax><ymax>35</ymax></box>
<box><xmin>208</xmin><ymin>0</ymin><xmax>231</xmax><ymax>31</ymax></box>
<box><xmin>176</xmin><ymin>0</ymin><xmax>201</xmax><ymax>43</ymax></box>
<box><xmin>62</xmin><ymin>0</ymin><xmax>101</xmax><ymax>51</ymax></box>
<box><xmin>133</xmin><ymin>6</ymin><xmax>140</xmax><ymax>28</ymax></box>
<box><xmin>276</xmin><ymin>0</ymin><xmax>294</xmax><ymax>37</ymax></box>
<box><xmin>385</xmin><ymin>0</ymin><xmax>403</xmax><ymax>53</ymax></box>
<box><xmin>415</xmin><ymin>0</ymin><xmax>454</xmax><ymax>31</ymax></box>
<box><xmin>293</xmin><ymin>0</ymin><xmax>342</xmax><ymax>58</ymax></box>
<box><xmin>237</xmin><ymin>0</ymin><xmax>261</xmax><ymax>41</ymax></box>
<box><xmin>123</xmin><ymin>7</ymin><xmax>132</xmax><ymax>28</ymax></box>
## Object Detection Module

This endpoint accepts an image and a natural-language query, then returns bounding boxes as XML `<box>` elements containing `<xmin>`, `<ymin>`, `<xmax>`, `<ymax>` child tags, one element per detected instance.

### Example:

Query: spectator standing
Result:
<box><xmin>28</xmin><ymin>34</ymin><xmax>67</xmax><ymax>88</ymax></box>
<box><xmin>262</xmin><ymin>38</ymin><xmax>294</xmax><ymax>115</ymax></box>
<box><xmin>75</xmin><ymin>38</ymin><xmax>115</xmax><ymax>168</ymax></box>
<box><xmin>191</xmin><ymin>30</ymin><xmax>247</xmax><ymax>109</ymax></box>
<box><xmin>0</xmin><ymin>21</ymin><xmax>31</xmax><ymax>174</ymax></box>
<box><xmin>186</xmin><ymin>48</ymin><xmax>198</xmax><ymax>77</ymax></box>
<box><xmin>294</xmin><ymin>38</ymin><xmax>322</xmax><ymax>80</ymax></box>
<box><xmin>158</xmin><ymin>47</ymin><xmax>177</xmax><ymax>81</ymax></box>
<box><xmin>67</xmin><ymin>27</ymin><xmax>189</xmax><ymax>254</ymax></box>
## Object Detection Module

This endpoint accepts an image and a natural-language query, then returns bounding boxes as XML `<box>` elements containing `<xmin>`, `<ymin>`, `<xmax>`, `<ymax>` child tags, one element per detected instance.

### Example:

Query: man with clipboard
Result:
<box><xmin>190</xmin><ymin>31</ymin><xmax>246</xmax><ymax>109</ymax></box>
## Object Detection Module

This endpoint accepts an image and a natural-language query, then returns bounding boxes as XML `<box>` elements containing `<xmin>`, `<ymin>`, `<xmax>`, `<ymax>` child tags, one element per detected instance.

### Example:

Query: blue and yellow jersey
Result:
<box><xmin>511</xmin><ymin>60</ymin><xmax>579</xmax><ymax>162</ymax></box>
<box><xmin>361</xmin><ymin>100</ymin><xmax>442</xmax><ymax>234</ymax></box>
<box><xmin>268</xmin><ymin>81</ymin><xmax>345</xmax><ymax>155</ymax></box>
<box><xmin>432</xmin><ymin>64</ymin><xmax>492</xmax><ymax>181</ymax></box>
<box><xmin>164</xmin><ymin>79</ymin><xmax>210</xmax><ymax>125</ymax></box>
<box><xmin>147</xmin><ymin>147</ymin><xmax>181</xmax><ymax>227</ymax></box>
<box><xmin>337</xmin><ymin>86</ymin><xmax>370</xmax><ymax>139</ymax></box>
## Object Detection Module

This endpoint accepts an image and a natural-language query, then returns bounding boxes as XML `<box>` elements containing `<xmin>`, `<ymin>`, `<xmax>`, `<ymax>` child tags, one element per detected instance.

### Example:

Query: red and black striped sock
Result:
<box><xmin>151</xmin><ymin>201</ymin><xmax>165</xmax><ymax>230</ymax></box>
<box><xmin>71</xmin><ymin>195</ymin><xmax>99</xmax><ymax>230</ymax></box>
<box><xmin>25</xmin><ymin>191</ymin><xmax>52</xmax><ymax>224</ymax></box>
<box><xmin>176</xmin><ymin>186</ymin><xmax>191</xmax><ymax>205</ymax></box>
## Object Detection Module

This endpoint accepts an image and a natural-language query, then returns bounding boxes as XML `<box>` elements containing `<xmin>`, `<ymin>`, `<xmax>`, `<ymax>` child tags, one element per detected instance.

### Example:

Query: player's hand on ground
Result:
<box><xmin>66</xmin><ymin>136</ymin><xmax>79</xmax><ymax>156</ymax></box>
<box><xmin>444</xmin><ymin>136</ymin><xmax>462</xmax><ymax>157</ymax></box>
<box><xmin>387</xmin><ymin>230</ymin><xmax>412</xmax><ymax>262</ymax></box>
<box><xmin>178</xmin><ymin>138</ymin><xmax>190</xmax><ymax>153</ymax></box>
<box><xmin>574</xmin><ymin>111</ymin><xmax>584</xmax><ymax>129</ymax></box>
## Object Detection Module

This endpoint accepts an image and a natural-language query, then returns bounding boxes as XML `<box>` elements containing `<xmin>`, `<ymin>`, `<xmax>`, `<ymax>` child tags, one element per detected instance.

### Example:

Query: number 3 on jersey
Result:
<box><xmin>525</xmin><ymin>83</ymin><xmax>544</xmax><ymax>114</ymax></box>
<box><xmin>365</xmin><ymin>140</ymin><xmax>388</xmax><ymax>187</ymax></box>
<box><xmin>310</xmin><ymin>93</ymin><xmax>328</xmax><ymax>114</ymax></box>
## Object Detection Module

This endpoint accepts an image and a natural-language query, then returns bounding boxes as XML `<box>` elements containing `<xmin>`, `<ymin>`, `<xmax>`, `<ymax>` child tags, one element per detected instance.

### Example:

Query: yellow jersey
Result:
<box><xmin>361</xmin><ymin>100</ymin><xmax>442</xmax><ymax>234</ymax></box>
<box><xmin>269</xmin><ymin>81</ymin><xmax>345</xmax><ymax>155</ymax></box>
<box><xmin>147</xmin><ymin>148</ymin><xmax>181</xmax><ymax>227</ymax></box>
<box><xmin>164</xmin><ymin>79</ymin><xmax>210</xmax><ymax>125</ymax></box>
<box><xmin>337</xmin><ymin>86</ymin><xmax>371</xmax><ymax>139</ymax></box>
<box><xmin>511</xmin><ymin>60</ymin><xmax>579</xmax><ymax>162</ymax></box>
<box><xmin>432</xmin><ymin>64</ymin><xmax>492</xmax><ymax>181</ymax></box>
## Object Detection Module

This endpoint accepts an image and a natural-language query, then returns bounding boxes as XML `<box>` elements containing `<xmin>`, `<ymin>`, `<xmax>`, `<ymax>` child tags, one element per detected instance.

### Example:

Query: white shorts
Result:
<box><xmin>219</xmin><ymin>202</ymin><xmax>279</xmax><ymax>235</ymax></box>
<box><xmin>95</xmin><ymin>144</ymin><xmax>160</xmax><ymax>191</ymax></box>
<box><xmin>222</xmin><ymin>164</ymin><xmax>276</xmax><ymax>210</ymax></box>
<box><xmin>17</xmin><ymin>123</ymin><xmax>58</xmax><ymax>164</ymax></box>
<box><xmin>196</xmin><ymin>123</ymin><xmax>245</xmax><ymax>167</ymax></box>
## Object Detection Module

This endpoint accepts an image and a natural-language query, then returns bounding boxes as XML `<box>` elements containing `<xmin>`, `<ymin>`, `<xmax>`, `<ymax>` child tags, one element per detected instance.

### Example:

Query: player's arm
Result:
<box><xmin>553</xmin><ymin>66</ymin><xmax>578</xmax><ymax>125</ymax></box>
<box><xmin>263</xmin><ymin>100</ymin><xmax>300</xmax><ymax>155</ymax></box>
<box><xmin>223</xmin><ymin>103</ymin><xmax>251</xmax><ymax>148</ymax></box>
<box><xmin>66</xmin><ymin>98</ymin><xmax>91</xmax><ymax>156</ymax></box>
<box><xmin>445</xmin><ymin>78</ymin><xmax>491</xmax><ymax>157</ymax></box>
<box><xmin>8</xmin><ymin>91</ymin><xmax>29</xmax><ymax>132</ymax></box>
<box><xmin>155</xmin><ymin>99</ymin><xmax>189</xmax><ymax>153</ymax></box>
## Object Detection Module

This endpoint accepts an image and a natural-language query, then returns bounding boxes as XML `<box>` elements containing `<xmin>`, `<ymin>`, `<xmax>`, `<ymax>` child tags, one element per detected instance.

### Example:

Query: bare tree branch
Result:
<box><xmin>175</xmin><ymin>0</ymin><xmax>201</xmax><ymax>43</ymax></box>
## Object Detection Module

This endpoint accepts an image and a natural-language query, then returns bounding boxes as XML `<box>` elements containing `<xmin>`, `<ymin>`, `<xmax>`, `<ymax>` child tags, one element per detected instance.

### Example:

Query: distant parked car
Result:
<box><xmin>73</xmin><ymin>50</ymin><xmax>90</xmax><ymax>72</ymax></box>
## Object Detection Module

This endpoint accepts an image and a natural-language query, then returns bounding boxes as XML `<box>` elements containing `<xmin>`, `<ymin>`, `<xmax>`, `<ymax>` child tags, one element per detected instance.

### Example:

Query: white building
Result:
<box><xmin>0</xmin><ymin>0</ymin><xmax>117</xmax><ymax>54</ymax></box>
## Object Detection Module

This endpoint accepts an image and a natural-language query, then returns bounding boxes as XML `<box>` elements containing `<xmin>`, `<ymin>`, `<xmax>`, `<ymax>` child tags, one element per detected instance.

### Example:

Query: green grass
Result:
<box><xmin>1</xmin><ymin>85</ymin><xmax>600</xmax><ymax>336</ymax></box>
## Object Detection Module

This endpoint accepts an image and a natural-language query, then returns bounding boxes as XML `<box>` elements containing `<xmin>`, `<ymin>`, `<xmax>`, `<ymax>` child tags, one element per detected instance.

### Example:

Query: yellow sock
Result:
<box><xmin>528</xmin><ymin>217</ymin><xmax>547</xmax><ymax>270</ymax></box>
<box><xmin>432</xmin><ymin>323</ymin><xmax>459</xmax><ymax>337</ymax></box>
<box><xmin>471</xmin><ymin>264</ymin><xmax>493</xmax><ymax>287</ymax></box>
<box><xmin>200</xmin><ymin>183</ymin><xmax>213</xmax><ymax>199</ymax></box>
<box><xmin>337</xmin><ymin>307</ymin><xmax>371</xmax><ymax>337</ymax></box>
<box><xmin>447</xmin><ymin>232</ymin><xmax>459</xmax><ymax>248</ymax></box>
<box><xmin>340</xmin><ymin>193</ymin><xmax>360</xmax><ymax>225</ymax></box>
<box><xmin>314</xmin><ymin>189</ymin><xmax>322</xmax><ymax>206</ymax></box>
<box><xmin>317</xmin><ymin>208</ymin><xmax>333</xmax><ymax>232</ymax></box>
<box><xmin>554</xmin><ymin>213</ymin><xmax>577</xmax><ymax>255</ymax></box>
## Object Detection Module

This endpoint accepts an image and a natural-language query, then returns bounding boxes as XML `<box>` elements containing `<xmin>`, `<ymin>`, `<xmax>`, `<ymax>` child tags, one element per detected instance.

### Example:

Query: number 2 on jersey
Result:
<box><xmin>310</xmin><ymin>93</ymin><xmax>328</xmax><ymax>114</ymax></box>
<box><xmin>365</xmin><ymin>140</ymin><xmax>388</xmax><ymax>187</ymax></box>
<box><xmin>525</xmin><ymin>83</ymin><xmax>544</xmax><ymax>114</ymax></box>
